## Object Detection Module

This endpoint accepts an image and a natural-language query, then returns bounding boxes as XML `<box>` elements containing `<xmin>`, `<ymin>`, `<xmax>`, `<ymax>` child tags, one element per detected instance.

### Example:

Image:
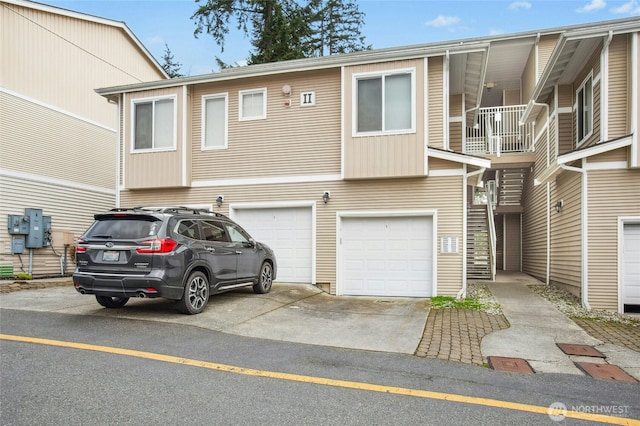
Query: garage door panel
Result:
<box><xmin>341</xmin><ymin>216</ymin><xmax>433</xmax><ymax>297</ymax></box>
<box><xmin>235</xmin><ymin>207</ymin><xmax>312</xmax><ymax>284</ymax></box>
<box><xmin>623</xmin><ymin>223</ymin><xmax>640</xmax><ymax>305</ymax></box>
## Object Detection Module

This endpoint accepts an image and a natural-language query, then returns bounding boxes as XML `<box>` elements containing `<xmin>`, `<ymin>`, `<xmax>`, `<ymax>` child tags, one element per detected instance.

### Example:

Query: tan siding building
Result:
<box><xmin>93</xmin><ymin>17</ymin><xmax>639</xmax><ymax>313</ymax></box>
<box><xmin>0</xmin><ymin>0</ymin><xmax>167</xmax><ymax>278</ymax></box>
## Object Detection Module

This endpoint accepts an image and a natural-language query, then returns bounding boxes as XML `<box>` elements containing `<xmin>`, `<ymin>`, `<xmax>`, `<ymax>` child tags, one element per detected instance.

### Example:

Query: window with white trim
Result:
<box><xmin>239</xmin><ymin>88</ymin><xmax>266</xmax><ymax>121</ymax></box>
<box><xmin>133</xmin><ymin>97</ymin><xmax>175</xmax><ymax>151</ymax></box>
<box><xmin>576</xmin><ymin>74</ymin><xmax>593</xmax><ymax>145</ymax></box>
<box><xmin>202</xmin><ymin>94</ymin><xmax>228</xmax><ymax>150</ymax></box>
<box><xmin>354</xmin><ymin>70</ymin><xmax>414</xmax><ymax>134</ymax></box>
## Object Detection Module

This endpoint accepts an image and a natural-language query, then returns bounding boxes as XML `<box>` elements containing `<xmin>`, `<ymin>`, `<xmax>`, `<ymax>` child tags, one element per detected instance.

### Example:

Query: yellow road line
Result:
<box><xmin>1</xmin><ymin>333</ymin><xmax>638</xmax><ymax>425</ymax></box>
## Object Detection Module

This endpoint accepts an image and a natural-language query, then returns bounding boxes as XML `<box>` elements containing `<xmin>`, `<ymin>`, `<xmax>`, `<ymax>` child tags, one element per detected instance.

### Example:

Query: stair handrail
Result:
<box><xmin>486</xmin><ymin>201</ymin><xmax>497</xmax><ymax>281</ymax></box>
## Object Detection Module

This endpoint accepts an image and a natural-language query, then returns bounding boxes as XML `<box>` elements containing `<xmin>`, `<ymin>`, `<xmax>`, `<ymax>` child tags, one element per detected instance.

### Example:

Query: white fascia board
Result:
<box><xmin>427</xmin><ymin>147</ymin><xmax>491</xmax><ymax>168</ymax></box>
<box><xmin>557</xmin><ymin>136</ymin><xmax>632</xmax><ymax>164</ymax></box>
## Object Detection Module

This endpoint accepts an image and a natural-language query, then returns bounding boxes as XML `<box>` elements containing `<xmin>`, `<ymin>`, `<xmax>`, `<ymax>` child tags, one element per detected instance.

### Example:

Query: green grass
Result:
<box><xmin>431</xmin><ymin>295</ymin><xmax>493</xmax><ymax>311</ymax></box>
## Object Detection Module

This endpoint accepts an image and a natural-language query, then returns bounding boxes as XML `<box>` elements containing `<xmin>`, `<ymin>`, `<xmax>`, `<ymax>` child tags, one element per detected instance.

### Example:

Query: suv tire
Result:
<box><xmin>95</xmin><ymin>296</ymin><xmax>129</xmax><ymax>308</ymax></box>
<box><xmin>178</xmin><ymin>271</ymin><xmax>210</xmax><ymax>314</ymax></box>
<box><xmin>253</xmin><ymin>262</ymin><xmax>273</xmax><ymax>294</ymax></box>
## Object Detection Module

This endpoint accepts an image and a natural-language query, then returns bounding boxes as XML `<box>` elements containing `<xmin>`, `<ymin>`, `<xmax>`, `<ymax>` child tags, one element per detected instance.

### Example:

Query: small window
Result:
<box><xmin>354</xmin><ymin>70</ymin><xmax>414</xmax><ymax>135</ymax></box>
<box><xmin>201</xmin><ymin>221</ymin><xmax>229</xmax><ymax>242</ymax></box>
<box><xmin>239</xmin><ymin>88</ymin><xmax>267</xmax><ymax>121</ymax></box>
<box><xmin>202</xmin><ymin>94</ymin><xmax>228</xmax><ymax>150</ymax></box>
<box><xmin>225</xmin><ymin>224</ymin><xmax>251</xmax><ymax>244</ymax></box>
<box><xmin>576</xmin><ymin>75</ymin><xmax>593</xmax><ymax>146</ymax></box>
<box><xmin>176</xmin><ymin>220</ymin><xmax>201</xmax><ymax>240</ymax></box>
<box><xmin>133</xmin><ymin>97</ymin><xmax>175</xmax><ymax>151</ymax></box>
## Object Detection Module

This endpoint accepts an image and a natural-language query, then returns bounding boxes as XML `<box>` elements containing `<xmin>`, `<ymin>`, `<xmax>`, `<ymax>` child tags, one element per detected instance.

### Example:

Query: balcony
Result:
<box><xmin>465</xmin><ymin>105</ymin><xmax>535</xmax><ymax>156</ymax></box>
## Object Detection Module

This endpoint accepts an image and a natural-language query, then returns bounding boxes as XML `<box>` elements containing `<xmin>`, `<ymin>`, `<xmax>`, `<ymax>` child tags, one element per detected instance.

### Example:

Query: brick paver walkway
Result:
<box><xmin>415</xmin><ymin>308</ymin><xmax>510</xmax><ymax>365</ymax></box>
<box><xmin>573</xmin><ymin>318</ymin><xmax>640</xmax><ymax>353</ymax></box>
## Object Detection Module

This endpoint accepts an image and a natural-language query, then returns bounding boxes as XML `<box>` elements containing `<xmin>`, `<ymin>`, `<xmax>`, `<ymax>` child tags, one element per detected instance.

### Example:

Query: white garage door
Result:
<box><xmin>340</xmin><ymin>216</ymin><xmax>433</xmax><ymax>297</ymax></box>
<box><xmin>234</xmin><ymin>207</ymin><xmax>312</xmax><ymax>283</ymax></box>
<box><xmin>622</xmin><ymin>223</ymin><xmax>640</xmax><ymax>306</ymax></box>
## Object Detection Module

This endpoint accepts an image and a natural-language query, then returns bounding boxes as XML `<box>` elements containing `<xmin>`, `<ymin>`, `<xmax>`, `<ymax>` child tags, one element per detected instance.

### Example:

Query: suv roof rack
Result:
<box><xmin>109</xmin><ymin>206</ymin><xmax>227</xmax><ymax>218</ymax></box>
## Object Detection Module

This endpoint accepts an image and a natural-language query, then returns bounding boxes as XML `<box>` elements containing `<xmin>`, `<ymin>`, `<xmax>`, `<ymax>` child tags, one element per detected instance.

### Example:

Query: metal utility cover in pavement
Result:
<box><xmin>487</xmin><ymin>356</ymin><xmax>535</xmax><ymax>374</ymax></box>
<box><xmin>575</xmin><ymin>362</ymin><xmax>638</xmax><ymax>383</ymax></box>
<box><xmin>556</xmin><ymin>343</ymin><xmax>605</xmax><ymax>358</ymax></box>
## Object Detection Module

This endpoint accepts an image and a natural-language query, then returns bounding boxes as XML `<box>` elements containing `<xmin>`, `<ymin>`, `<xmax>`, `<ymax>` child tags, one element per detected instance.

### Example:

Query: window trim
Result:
<box><xmin>130</xmin><ymin>95</ymin><xmax>177</xmax><ymax>153</ymax></box>
<box><xmin>239</xmin><ymin>87</ymin><xmax>267</xmax><ymax>121</ymax></box>
<box><xmin>201</xmin><ymin>93</ymin><xmax>229</xmax><ymax>151</ymax></box>
<box><xmin>352</xmin><ymin>68</ymin><xmax>416</xmax><ymax>137</ymax></box>
<box><xmin>576</xmin><ymin>73</ymin><xmax>593</xmax><ymax>147</ymax></box>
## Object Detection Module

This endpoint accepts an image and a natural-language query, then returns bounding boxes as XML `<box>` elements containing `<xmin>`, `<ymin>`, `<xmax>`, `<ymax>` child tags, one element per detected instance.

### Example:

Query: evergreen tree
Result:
<box><xmin>304</xmin><ymin>0</ymin><xmax>370</xmax><ymax>57</ymax></box>
<box><xmin>161</xmin><ymin>43</ymin><xmax>184</xmax><ymax>78</ymax></box>
<box><xmin>191</xmin><ymin>0</ymin><xmax>369</xmax><ymax>65</ymax></box>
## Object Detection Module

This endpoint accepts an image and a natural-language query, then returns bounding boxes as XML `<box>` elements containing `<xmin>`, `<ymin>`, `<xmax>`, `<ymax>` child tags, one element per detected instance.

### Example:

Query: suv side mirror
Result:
<box><xmin>243</xmin><ymin>238</ymin><xmax>256</xmax><ymax>248</ymax></box>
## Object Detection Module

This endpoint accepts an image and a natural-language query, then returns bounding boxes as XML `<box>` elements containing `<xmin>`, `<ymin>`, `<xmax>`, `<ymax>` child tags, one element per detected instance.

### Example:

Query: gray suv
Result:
<box><xmin>73</xmin><ymin>207</ymin><xmax>277</xmax><ymax>314</ymax></box>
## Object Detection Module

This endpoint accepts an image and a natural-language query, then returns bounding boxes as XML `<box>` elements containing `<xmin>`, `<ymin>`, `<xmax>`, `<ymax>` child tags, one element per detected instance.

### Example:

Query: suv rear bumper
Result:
<box><xmin>73</xmin><ymin>271</ymin><xmax>184</xmax><ymax>300</ymax></box>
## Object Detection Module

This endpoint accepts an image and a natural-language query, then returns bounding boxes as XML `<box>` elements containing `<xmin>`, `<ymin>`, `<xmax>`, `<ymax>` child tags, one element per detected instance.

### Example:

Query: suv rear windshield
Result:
<box><xmin>86</xmin><ymin>217</ymin><xmax>160</xmax><ymax>239</ymax></box>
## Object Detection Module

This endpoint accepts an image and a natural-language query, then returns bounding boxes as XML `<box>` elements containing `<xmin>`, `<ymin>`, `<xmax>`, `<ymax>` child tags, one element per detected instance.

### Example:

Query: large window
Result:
<box><xmin>202</xmin><ymin>94</ymin><xmax>228</xmax><ymax>150</ymax></box>
<box><xmin>239</xmin><ymin>88</ymin><xmax>267</xmax><ymax>121</ymax></box>
<box><xmin>355</xmin><ymin>70</ymin><xmax>414</xmax><ymax>134</ymax></box>
<box><xmin>133</xmin><ymin>97</ymin><xmax>175</xmax><ymax>151</ymax></box>
<box><xmin>576</xmin><ymin>75</ymin><xmax>593</xmax><ymax>145</ymax></box>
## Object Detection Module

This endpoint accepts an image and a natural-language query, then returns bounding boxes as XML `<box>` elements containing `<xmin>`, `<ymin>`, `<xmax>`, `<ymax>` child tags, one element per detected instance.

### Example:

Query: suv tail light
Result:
<box><xmin>136</xmin><ymin>238</ymin><xmax>178</xmax><ymax>254</ymax></box>
<box><xmin>76</xmin><ymin>238</ymin><xmax>87</xmax><ymax>253</ymax></box>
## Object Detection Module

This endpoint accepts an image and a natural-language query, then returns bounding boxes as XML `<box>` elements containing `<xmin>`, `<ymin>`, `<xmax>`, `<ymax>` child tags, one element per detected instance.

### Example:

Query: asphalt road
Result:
<box><xmin>1</xmin><ymin>309</ymin><xmax>639</xmax><ymax>425</ymax></box>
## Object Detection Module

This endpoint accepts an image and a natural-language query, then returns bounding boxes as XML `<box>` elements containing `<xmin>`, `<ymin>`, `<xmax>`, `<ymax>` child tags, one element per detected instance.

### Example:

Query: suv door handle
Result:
<box><xmin>206</xmin><ymin>247</ymin><xmax>216</xmax><ymax>252</ymax></box>
<box><xmin>235</xmin><ymin>250</ymin><xmax>242</xmax><ymax>254</ymax></box>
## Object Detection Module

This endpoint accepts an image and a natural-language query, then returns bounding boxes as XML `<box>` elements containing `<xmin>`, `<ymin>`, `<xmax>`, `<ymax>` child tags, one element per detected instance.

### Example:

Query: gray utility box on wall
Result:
<box><xmin>7</xmin><ymin>215</ymin><xmax>29</xmax><ymax>235</ymax></box>
<box><xmin>7</xmin><ymin>208</ymin><xmax>52</xmax><ymax>249</ymax></box>
<box><xmin>11</xmin><ymin>237</ymin><xmax>25</xmax><ymax>254</ymax></box>
<box><xmin>25</xmin><ymin>208</ymin><xmax>43</xmax><ymax>248</ymax></box>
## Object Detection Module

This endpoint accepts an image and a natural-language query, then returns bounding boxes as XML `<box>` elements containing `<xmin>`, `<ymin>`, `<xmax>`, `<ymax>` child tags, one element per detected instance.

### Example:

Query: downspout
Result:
<box><xmin>559</xmin><ymin>162</ymin><xmax>590</xmax><ymax>309</ymax></box>
<box><xmin>459</xmin><ymin>165</ymin><xmax>486</xmax><ymax>299</ymax></box>
<box><xmin>444</xmin><ymin>50</ymin><xmax>450</xmax><ymax>150</ymax></box>
<box><xmin>601</xmin><ymin>31</ymin><xmax>613</xmax><ymax>143</ymax></box>
<box><xmin>546</xmin><ymin>182</ymin><xmax>550</xmax><ymax>285</ymax></box>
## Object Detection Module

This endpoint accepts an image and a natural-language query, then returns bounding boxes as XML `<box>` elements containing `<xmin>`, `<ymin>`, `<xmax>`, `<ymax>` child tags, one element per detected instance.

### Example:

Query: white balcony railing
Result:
<box><xmin>465</xmin><ymin>105</ymin><xmax>534</xmax><ymax>156</ymax></box>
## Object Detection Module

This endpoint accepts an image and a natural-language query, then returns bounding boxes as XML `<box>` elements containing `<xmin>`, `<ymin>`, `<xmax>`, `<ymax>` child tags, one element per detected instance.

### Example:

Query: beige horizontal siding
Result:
<box><xmin>521</xmin><ymin>47</ymin><xmax>536</xmax><ymax>103</ymax></box>
<box><xmin>587</xmin><ymin>168</ymin><xmax>640</xmax><ymax>311</ymax></box>
<box><xmin>1</xmin><ymin>3</ymin><xmax>165</xmax><ymax>128</ymax></box>
<box><xmin>538</xmin><ymin>35</ymin><xmax>559</xmax><ymax>77</ymax></box>
<box><xmin>191</xmin><ymin>69</ymin><xmax>342</xmax><ymax>181</ymax></box>
<box><xmin>1</xmin><ymin>92</ymin><xmax>116</xmax><ymax>190</ymax></box>
<box><xmin>343</xmin><ymin>59</ymin><xmax>426</xmax><ymax>178</ymax></box>
<box><xmin>124</xmin><ymin>87</ymin><xmax>187</xmax><ymax>189</ymax></box>
<box><xmin>549</xmin><ymin>171</ymin><xmax>582</xmax><ymax>291</ymax></box>
<box><xmin>504</xmin><ymin>214</ymin><xmax>521</xmax><ymax>271</ymax></box>
<box><xmin>522</xmin><ymin>171</ymin><xmax>547</xmax><ymax>282</ymax></box>
<box><xmin>118</xmin><ymin>174</ymin><xmax>465</xmax><ymax>296</ymax></box>
<box><xmin>589</xmin><ymin>147</ymin><xmax>628</xmax><ymax>163</ymax></box>
<box><xmin>607</xmin><ymin>34</ymin><xmax>629</xmax><ymax>139</ymax></box>
<box><xmin>428</xmin><ymin>57</ymin><xmax>444</xmax><ymax>149</ymax></box>
<box><xmin>0</xmin><ymin>174</ymin><xmax>115</xmax><ymax>278</ymax></box>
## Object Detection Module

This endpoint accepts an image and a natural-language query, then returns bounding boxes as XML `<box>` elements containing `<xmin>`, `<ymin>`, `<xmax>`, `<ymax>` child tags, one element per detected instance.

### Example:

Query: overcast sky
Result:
<box><xmin>42</xmin><ymin>0</ymin><xmax>640</xmax><ymax>76</ymax></box>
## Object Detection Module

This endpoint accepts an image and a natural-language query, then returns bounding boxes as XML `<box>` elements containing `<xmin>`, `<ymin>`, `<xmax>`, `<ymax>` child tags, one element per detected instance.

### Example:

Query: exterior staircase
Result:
<box><xmin>498</xmin><ymin>168</ymin><xmax>525</xmax><ymax>206</ymax></box>
<box><xmin>467</xmin><ymin>206</ymin><xmax>492</xmax><ymax>279</ymax></box>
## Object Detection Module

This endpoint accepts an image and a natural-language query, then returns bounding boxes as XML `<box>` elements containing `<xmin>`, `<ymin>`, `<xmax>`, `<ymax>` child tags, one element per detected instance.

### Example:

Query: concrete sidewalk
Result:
<box><xmin>0</xmin><ymin>282</ymin><xmax>430</xmax><ymax>354</ymax></box>
<box><xmin>481</xmin><ymin>273</ymin><xmax>640</xmax><ymax>379</ymax></box>
<box><xmin>1</xmin><ymin>275</ymin><xmax>638</xmax><ymax>380</ymax></box>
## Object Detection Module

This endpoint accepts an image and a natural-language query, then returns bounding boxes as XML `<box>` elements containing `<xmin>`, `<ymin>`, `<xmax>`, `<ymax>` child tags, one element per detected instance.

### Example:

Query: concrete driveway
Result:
<box><xmin>0</xmin><ymin>283</ymin><xmax>431</xmax><ymax>354</ymax></box>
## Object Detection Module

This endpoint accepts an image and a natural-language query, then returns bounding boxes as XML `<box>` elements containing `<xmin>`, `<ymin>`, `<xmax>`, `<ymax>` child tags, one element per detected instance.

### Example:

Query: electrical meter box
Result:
<box><xmin>7</xmin><ymin>215</ymin><xmax>29</xmax><ymax>235</ymax></box>
<box><xmin>11</xmin><ymin>237</ymin><xmax>25</xmax><ymax>254</ymax></box>
<box><xmin>25</xmin><ymin>208</ymin><xmax>43</xmax><ymax>248</ymax></box>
